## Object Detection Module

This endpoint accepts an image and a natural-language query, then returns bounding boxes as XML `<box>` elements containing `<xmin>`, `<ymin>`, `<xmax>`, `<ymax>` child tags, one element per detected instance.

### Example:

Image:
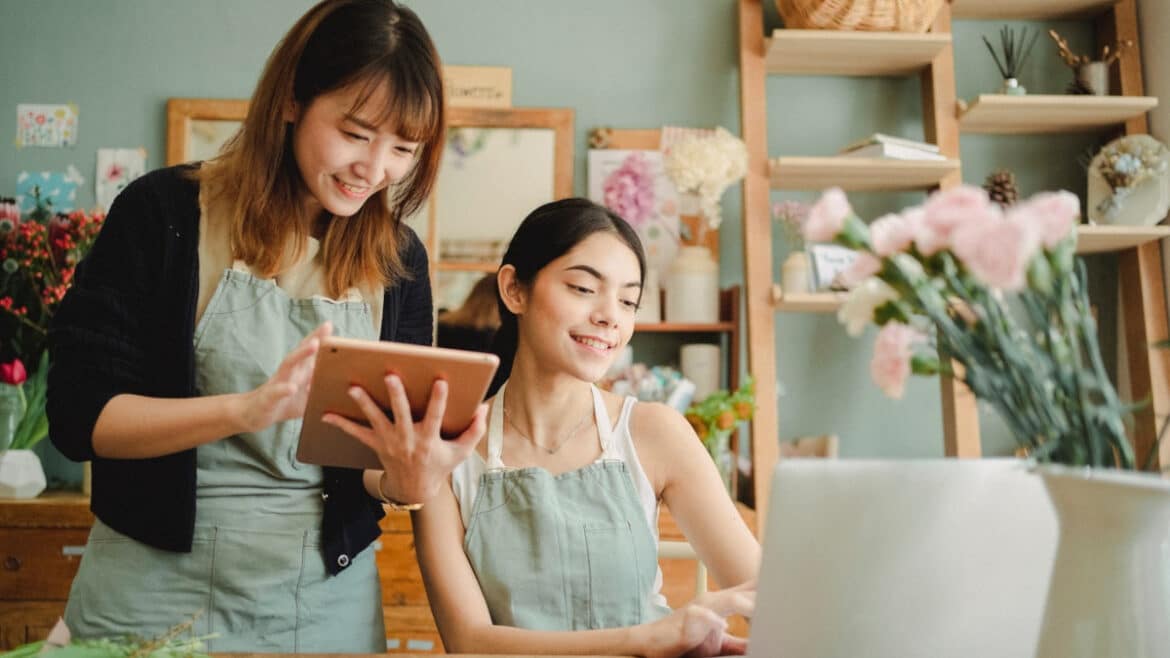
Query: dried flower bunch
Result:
<box><xmin>982</xmin><ymin>25</ymin><xmax>1039</xmax><ymax>79</ymax></box>
<box><xmin>1094</xmin><ymin>136</ymin><xmax>1169</xmax><ymax>221</ymax></box>
<box><xmin>0</xmin><ymin>187</ymin><xmax>105</xmax><ymax>366</ymax></box>
<box><xmin>1048</xmin><ymin>29</ymin><xmax>1132</xmax><ymax>68</ymax></box>
<box><xmin>806</xmin><ymin>185</ymin><xmax>1144</xmax><ymax>469</ymax></box>
<box><xmin>663</xmin><ymin>127</ymin><xmax>748</xmax><ymax>233</ymax></box>
<box><xmin>772</xmin><ymin>200</ymin><xmax>809</xmax><ymax>251</ymax></box>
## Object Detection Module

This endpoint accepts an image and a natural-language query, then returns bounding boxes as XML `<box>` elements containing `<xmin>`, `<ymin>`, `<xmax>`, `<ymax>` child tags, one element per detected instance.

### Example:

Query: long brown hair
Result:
<box><xmin>198</xmin><ymin>0</ymin><xmax>445</xmax><ymax>296</ymax></box>
<box><xmin>440</xmin><ymin>274</ymin><xmax>501</xmax><ymax>330</ymax></box>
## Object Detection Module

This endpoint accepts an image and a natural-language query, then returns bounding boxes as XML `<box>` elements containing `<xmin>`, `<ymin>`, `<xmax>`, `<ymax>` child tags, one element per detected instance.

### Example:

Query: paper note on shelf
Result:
<box><xmin>842</xmin><ymin>142</ymin><xmax>947</xmax><ymax>161</ymax></box>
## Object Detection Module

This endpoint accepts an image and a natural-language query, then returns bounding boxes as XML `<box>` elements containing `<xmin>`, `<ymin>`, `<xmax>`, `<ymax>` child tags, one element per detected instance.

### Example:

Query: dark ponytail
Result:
<box><xmin>486</xmin><ymin>197</ymin><xmax>645</xmax><ymax>397</ymax></box>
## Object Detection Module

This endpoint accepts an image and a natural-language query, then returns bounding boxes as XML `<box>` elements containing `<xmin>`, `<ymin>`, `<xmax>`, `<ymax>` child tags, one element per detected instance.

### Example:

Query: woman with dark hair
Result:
<box><xmin>46</xmin><ymin>0</ymin><xmax>483</xmax><ymax>651</ymax></box>
<box><xmin>414</xmin><ymin>198</ymin><xmax>760</xmax><ymax>657</ymax></box>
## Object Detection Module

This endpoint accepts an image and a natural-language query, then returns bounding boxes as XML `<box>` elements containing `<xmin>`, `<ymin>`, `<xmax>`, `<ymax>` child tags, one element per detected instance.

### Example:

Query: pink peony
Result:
<box><xmin>870</xmin><ymin>323</ymin><xmax>924</xmax><ymax>399</ymax></box>
<box><xmin>602</xmin><ymin>153</ymin><xmax>656</xmax><ymax>227</ymax></box>
<box><xmin>916</xmin><ymin>185</ymin><xmax>1001</xmax><ymax>256</ymax></box>
<box><xmin>950</xmin><ymin>215</ymin><xmax>1040</xmax><ymax>291</ymax></box>
<box><xmin>803</xmin><ymin>187</ymin><xmax>853</xmax><ymax>243</ymax></box>
<box><xmin>840</xmin><ymin>252</ymin><xmax>883</xmax><ymax>288</ymax></box>
<box><xmin>870</xmin><ymin>211</ymin><xmax>919</xmax><ymax>257</ymax></box>
<box><xmin>1009</xmin><ymin>191</ymin><xmax>1080</xmax><ymax>249</ymax></box>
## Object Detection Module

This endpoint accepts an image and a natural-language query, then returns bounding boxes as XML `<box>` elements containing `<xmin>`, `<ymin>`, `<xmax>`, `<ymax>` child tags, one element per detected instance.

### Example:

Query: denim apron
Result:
<box><xmin>463</xmin><ymin>382</ymin><xmax>671</xmax><ymax>630</ymax></box>
<box><xmin>65</xmin><ymin>263</ymin><xmax>384</xmax><ymax>653</ymax></box>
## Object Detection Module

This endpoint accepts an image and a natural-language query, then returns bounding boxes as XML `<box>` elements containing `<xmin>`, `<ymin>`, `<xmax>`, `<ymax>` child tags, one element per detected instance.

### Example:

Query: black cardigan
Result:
<box><xmin>47</xmin><ymin>165</ymin><xmax>434</xmax><ymax>575</ymax></box>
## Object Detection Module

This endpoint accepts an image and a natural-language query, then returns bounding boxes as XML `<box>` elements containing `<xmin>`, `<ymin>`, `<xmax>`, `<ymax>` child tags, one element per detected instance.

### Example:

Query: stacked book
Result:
<box><xmin>840</xmin><ymin>133</ymin><xmax>945</xmax><ymax>161</ymax></box>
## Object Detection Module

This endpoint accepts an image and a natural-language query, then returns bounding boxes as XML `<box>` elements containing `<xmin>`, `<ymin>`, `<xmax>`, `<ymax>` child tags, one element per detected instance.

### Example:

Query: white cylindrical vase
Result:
<box><xmin>664</xmin><ymin>246</ymin><xmax>719</xmax><ymax>324</ymax></box>
<box><xmin>680</xmin><ymin>343</ymin><xmax>721</xmax><ymax>400</ymax></box>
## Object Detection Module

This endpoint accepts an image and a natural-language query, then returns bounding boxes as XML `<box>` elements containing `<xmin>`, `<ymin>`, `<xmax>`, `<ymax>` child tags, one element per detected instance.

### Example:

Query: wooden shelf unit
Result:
<box><xmin>766</xmin><ymin>29</ymin><xmax>951</xmax><ymax>76</ymax></box>
<box><xmin>1076</xmin><ymin>225</ymin><xmax>1170</xmax><ymax>254</ymax></box>
<box><xmin>770</xmin><ymin>156</ymin><xmax>960</xmax><ymax>191</ymax></box>
<box><xmin>635</xmin><ymin>321</ymin><xmax>736</xmax><ymax>333</ymax></box>
<box><xmin>436</xmin><ymin>260</ymin><xmax>498</xmax><ymax>273</ymax></box>
<box><xmin>770</xmin><ymin>288</ymin><xmax>847</xmax><ymax>313</ymax></box>
<box><xmin>951</xmin><ymin>0</ymin><xmax>1119</xmax><ymax>19</ymax></box>
<box><xmin>958</xmin><ymin>94</ymin><xmax>1158</xmax><ymax>134</ymax></box>
<box><xmin>738</xmin><ymin>0</ymin><xmax>1168</xmax><ymax>516</ymax></box>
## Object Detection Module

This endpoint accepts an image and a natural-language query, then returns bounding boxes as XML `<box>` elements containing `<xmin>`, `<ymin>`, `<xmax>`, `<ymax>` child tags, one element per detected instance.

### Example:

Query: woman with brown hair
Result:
<box><xmin>437</xmin><ymin>274</ymin><xmax>502</xmax><ymax>353</ymax></box>
<box><xmin>46</xmin><ymin>0</ymin><xmax>483</xmax><ymax>651</ymax></box>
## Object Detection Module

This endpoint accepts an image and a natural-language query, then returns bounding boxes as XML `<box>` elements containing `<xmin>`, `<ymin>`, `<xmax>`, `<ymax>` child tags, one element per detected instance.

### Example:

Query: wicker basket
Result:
<box><xmin>775</xmin><ymin>0</ymin><xmax>945</xmax><ymax>32</ymax></box>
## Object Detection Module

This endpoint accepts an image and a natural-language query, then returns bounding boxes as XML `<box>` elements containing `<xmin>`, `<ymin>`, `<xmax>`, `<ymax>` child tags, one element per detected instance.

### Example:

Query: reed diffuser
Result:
<box><xmin>982</xmin><ymin>25</ymin><xmax>1040</xmax><ymax>96</ymax></box>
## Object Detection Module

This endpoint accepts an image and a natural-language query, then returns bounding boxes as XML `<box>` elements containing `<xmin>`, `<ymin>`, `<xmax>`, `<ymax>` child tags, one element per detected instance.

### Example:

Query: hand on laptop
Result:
<box><xmin>642</xmin><ymin>580</ymin><xmax>756</xmax><ymax>657</ymax></box>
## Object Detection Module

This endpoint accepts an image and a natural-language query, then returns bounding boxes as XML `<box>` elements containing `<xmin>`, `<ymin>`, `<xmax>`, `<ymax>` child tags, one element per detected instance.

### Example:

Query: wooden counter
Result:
<box><xmin>1</xmin><ymin>494</ymin><xmax>755</xmax><ymax>653</ymax></box>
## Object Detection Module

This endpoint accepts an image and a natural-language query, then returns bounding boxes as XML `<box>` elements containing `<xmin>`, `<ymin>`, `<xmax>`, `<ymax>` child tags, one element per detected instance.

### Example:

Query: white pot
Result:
<box><xmin>0</xmin><ymin>449</ymin><xmax>47</xmax><ymax>499</ymax></box>
<box><xmin>1034</xmin><ymin>465</ymin><xmax>1170</xmax><ymax>658</ymax></box>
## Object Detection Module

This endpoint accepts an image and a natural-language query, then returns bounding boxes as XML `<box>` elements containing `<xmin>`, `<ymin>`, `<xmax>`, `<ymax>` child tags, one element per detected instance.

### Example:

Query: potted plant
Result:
<box><xmin>0</xmin><ymin>189</ymin><xmax>105</xmax><ymax>495</ymax></box>
<box><xmin>0</xmin><ymin>353</ymin><xmax>48</xmax><ymax>498</ymax></box>
<box><xmin>684</xmin><ymin>377</ymin><xmax>755</xmax><ymax>494</ymax></box>
<box><xmin>773</xmin><ymin>200</ymin><xmax>810</xmax><ymax>296</ymax></box>
<box><xmin>805</xmin><ymin>184</ymin><xmax>1170</xmax><ymax>657</ymax></box>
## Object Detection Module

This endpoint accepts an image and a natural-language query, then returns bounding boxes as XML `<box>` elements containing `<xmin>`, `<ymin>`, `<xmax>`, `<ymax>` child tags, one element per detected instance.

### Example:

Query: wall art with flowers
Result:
<box><xmin>586</xmin><ymin>149</ymin><xmax>682</xmax><ymax>273</ymax></box>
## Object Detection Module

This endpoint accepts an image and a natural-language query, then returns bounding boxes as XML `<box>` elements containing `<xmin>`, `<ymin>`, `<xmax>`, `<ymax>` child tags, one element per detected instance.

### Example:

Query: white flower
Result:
<box><xmin>837</xmin><ymin>278</ymin><xmax>899</xmax><ymax>337</ymax></box>
<box><xmin>663</xmin><ymin>127</ymin><xmax>748</xmax><ymax>230</ymax></box>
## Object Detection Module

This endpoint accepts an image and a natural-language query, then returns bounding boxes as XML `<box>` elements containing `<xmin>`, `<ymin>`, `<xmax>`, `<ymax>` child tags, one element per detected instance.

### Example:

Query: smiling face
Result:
<box><xmin>289</xmin><ymin>82</ymin><xmax>422</xmax><ymax>218</ymax></box>
<box><xmin>509</xmin><ymin>231</ymin><xmax>644</xmax><ymax>383</ymax></box>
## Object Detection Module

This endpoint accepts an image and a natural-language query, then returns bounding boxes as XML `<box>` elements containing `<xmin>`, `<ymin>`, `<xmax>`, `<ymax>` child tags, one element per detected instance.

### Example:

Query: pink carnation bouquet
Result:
<box><xmin>805</xmin><ymin>185</ymin><xmax>1144</xmax><ymax>469</ymax></box>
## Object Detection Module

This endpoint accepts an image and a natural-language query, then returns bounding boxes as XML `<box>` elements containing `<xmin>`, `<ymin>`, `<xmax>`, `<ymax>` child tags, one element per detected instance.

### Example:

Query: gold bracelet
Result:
<box><xmin>378</xmin><ymin>471</ymin><xmax>423</xmax><ymax>511</ymax></box>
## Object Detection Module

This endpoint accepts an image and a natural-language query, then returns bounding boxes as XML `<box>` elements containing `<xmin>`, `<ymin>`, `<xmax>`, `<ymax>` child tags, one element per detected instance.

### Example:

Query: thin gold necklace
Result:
<box><xmin>503</xmin><ymin>399</ymin><xmax>593</xmax><ymax>455</ymax></box>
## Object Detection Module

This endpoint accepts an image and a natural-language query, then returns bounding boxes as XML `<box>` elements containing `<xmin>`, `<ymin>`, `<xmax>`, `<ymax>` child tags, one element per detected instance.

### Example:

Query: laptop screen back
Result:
<box><xmin>749</xmin><ymin>459</ymin><xmax>1057</xmax><ymax>658</ymax></box>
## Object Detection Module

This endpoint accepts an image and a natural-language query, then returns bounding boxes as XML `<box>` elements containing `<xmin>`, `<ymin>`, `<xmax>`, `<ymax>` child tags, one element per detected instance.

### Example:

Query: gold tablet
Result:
<box><xmin>296</xmin><ymin>335</ymin><xmax>499</xmax><ymax>470</ymax></box>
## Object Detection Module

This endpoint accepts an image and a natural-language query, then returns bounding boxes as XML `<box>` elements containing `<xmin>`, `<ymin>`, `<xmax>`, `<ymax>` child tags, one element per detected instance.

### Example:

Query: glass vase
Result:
<box><xmin>705</xmin><ymin>427</ymin><xmax>735</xmax><ymax>495</ymax></box>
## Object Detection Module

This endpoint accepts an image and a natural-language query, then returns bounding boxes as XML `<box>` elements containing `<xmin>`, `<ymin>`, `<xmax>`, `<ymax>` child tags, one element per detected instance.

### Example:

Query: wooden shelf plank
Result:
<box><xmin>635</xmin><ymin>322</ymin><xmax>735</xmax><ymax>333</ymax></box>
<box><xmin>436</xmin><ymin>261</ymin><xmax>498</xmax><ymax>273</ymax></box>
<box><xmin>958</xmin><ymin>95</ymin><xmax>1158</xmax><ymax>134</ymax></box>
<box><xmin>951</xmin><ymin>0</ymin><xmax>1118</xmax><ymax>19</ymax></box>
<box><xmin>766</xmin><ymin>29</ymin><xmax>951</xmax><ymax>76</ymax></box>
<box><xmin>770</xmin><ymin>156</ymin><xmax>960</xmax><ymax>191</ymax></box>
<box><xmin>770</xmin><ymin>287</ymin><xmax>847</xmax><ymax>313</ymax></box>
<box><xmin>1077</xmin><ymin>225</ymin><xmax>1170</xmax><ymax>254</ymax></box>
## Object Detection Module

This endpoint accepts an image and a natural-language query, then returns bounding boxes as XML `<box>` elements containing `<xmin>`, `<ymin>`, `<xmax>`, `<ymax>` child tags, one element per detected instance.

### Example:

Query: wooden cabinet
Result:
<box><xmin>0</xmin><ymin>493</ymin><xmax>91</xmax><ymax>650</ymax></box>
<box><xmin>1</xmin><ymin>495</ymin><xmax>754</xmax><ymax>653</ymax></box>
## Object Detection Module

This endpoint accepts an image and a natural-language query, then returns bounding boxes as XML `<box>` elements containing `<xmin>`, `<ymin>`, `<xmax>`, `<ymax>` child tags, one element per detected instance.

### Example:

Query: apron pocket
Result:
<box><xmin>584</xmin><ymin>521</ymin><xmax>643</xmax><ymax>628</ymax></box>
<box><xmin>65</xmin><ymin>520</ymin><xmax>213</xmax><ymax>640</ymax></box>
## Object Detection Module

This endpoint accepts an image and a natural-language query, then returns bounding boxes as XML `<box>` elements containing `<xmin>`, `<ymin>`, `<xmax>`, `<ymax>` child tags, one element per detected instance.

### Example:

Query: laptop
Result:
<box><xmin>747</xmin><ymin>459</ymin><xmax>1058</xmax><ymax>658</ymax></box>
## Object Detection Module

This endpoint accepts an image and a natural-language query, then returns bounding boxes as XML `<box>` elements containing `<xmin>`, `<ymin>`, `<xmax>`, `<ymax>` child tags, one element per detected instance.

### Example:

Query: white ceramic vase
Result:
<box><xmin>664</xmin><ymin>246</ymin><xmax>719</xmax><ymax>324</ymax></box>
<box><xmin>780</xmin><ymin>250</ymin><xmax>811</xmax><ymax>296</ymax></box>
<box><xmin>1034</xmin><ymin>465</ymin><xmax>1170</xmax><ymax>658</ymax></box>
<box><xmin>0</xmin><ymin>449</ymin><xmax>47</xmax><ymax>499</ymax></box>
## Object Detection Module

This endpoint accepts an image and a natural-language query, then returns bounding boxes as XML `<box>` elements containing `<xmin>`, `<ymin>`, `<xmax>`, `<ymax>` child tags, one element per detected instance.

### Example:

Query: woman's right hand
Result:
<box><xmin>233</xmin><ymin>322</ymin><xmax>333</xmax><ymax>433</ymax></box>
<box><xmin>642</xmin><ymin>581</ymin><xmax>756</xmax><ymax>658</ymax></box>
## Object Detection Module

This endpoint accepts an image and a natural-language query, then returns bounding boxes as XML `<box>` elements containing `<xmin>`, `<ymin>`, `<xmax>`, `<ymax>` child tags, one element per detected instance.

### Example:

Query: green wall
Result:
<box><xmin>0</xmin><ymin>0</ymin><xmax>1122</xmax><ymax>483</ymax></box>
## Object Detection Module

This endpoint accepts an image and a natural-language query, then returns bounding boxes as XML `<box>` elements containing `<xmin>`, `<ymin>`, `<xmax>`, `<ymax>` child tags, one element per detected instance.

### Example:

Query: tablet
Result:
<box><xmin>296</xmin><ymin>336</ymin><xmax>499</xmax><ymax>470</ymax></box>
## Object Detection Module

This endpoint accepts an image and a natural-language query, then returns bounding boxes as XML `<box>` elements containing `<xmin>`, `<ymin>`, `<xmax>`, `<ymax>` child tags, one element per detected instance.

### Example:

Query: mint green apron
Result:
<box><xmin>463</xmin><ymin>382</ymin><xmax>671</xmax><ymax>630</ymax></box>
<box><xmin>65</xmin><ymin>264</ymin><xmax>384</xmax><ymax>653</ymax></box>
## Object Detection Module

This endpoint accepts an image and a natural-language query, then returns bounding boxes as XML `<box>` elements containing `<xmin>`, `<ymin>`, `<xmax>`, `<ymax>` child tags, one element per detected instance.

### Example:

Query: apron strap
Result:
<box><xmin>486</xmin><ymin>383</ymin><xmax>508</xmax><ymax>470</ymax></box>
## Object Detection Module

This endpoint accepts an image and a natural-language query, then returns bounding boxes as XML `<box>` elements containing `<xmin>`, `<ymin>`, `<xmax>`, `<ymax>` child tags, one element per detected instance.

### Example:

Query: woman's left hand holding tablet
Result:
<box><xmin>322</xmin><ymin>375</ymin><xmax>488</xmax><ymax>504</ymax></box>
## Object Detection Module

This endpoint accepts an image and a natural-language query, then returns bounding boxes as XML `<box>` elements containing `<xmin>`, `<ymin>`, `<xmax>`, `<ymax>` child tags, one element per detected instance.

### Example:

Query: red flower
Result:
<box><xmin>0</xmin><ymin>359</ymin><xmax>27</xmax><ymax>385</ymax></box>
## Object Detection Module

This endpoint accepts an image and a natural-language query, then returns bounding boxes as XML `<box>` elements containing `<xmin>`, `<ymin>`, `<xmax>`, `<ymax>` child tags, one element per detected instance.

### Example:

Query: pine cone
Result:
<box><xmin>984</xmin><ymin>169</ymin><xmax>1019</xmax><ymax>207</ymax></box>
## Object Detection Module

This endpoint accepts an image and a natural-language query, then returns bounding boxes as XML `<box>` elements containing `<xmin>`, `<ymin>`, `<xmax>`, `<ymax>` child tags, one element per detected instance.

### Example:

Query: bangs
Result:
<box><xmin>348</xmin><ymin>62</ymin><xmax>441</xmax><ymax>143</ymax></box>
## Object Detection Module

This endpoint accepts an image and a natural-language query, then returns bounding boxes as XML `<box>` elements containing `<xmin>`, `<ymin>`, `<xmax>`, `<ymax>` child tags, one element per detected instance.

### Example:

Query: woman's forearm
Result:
<box><xmin>91</xmin><ymin>392</ymin><xmax>250</xmax><ymax>459</ymax></box>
